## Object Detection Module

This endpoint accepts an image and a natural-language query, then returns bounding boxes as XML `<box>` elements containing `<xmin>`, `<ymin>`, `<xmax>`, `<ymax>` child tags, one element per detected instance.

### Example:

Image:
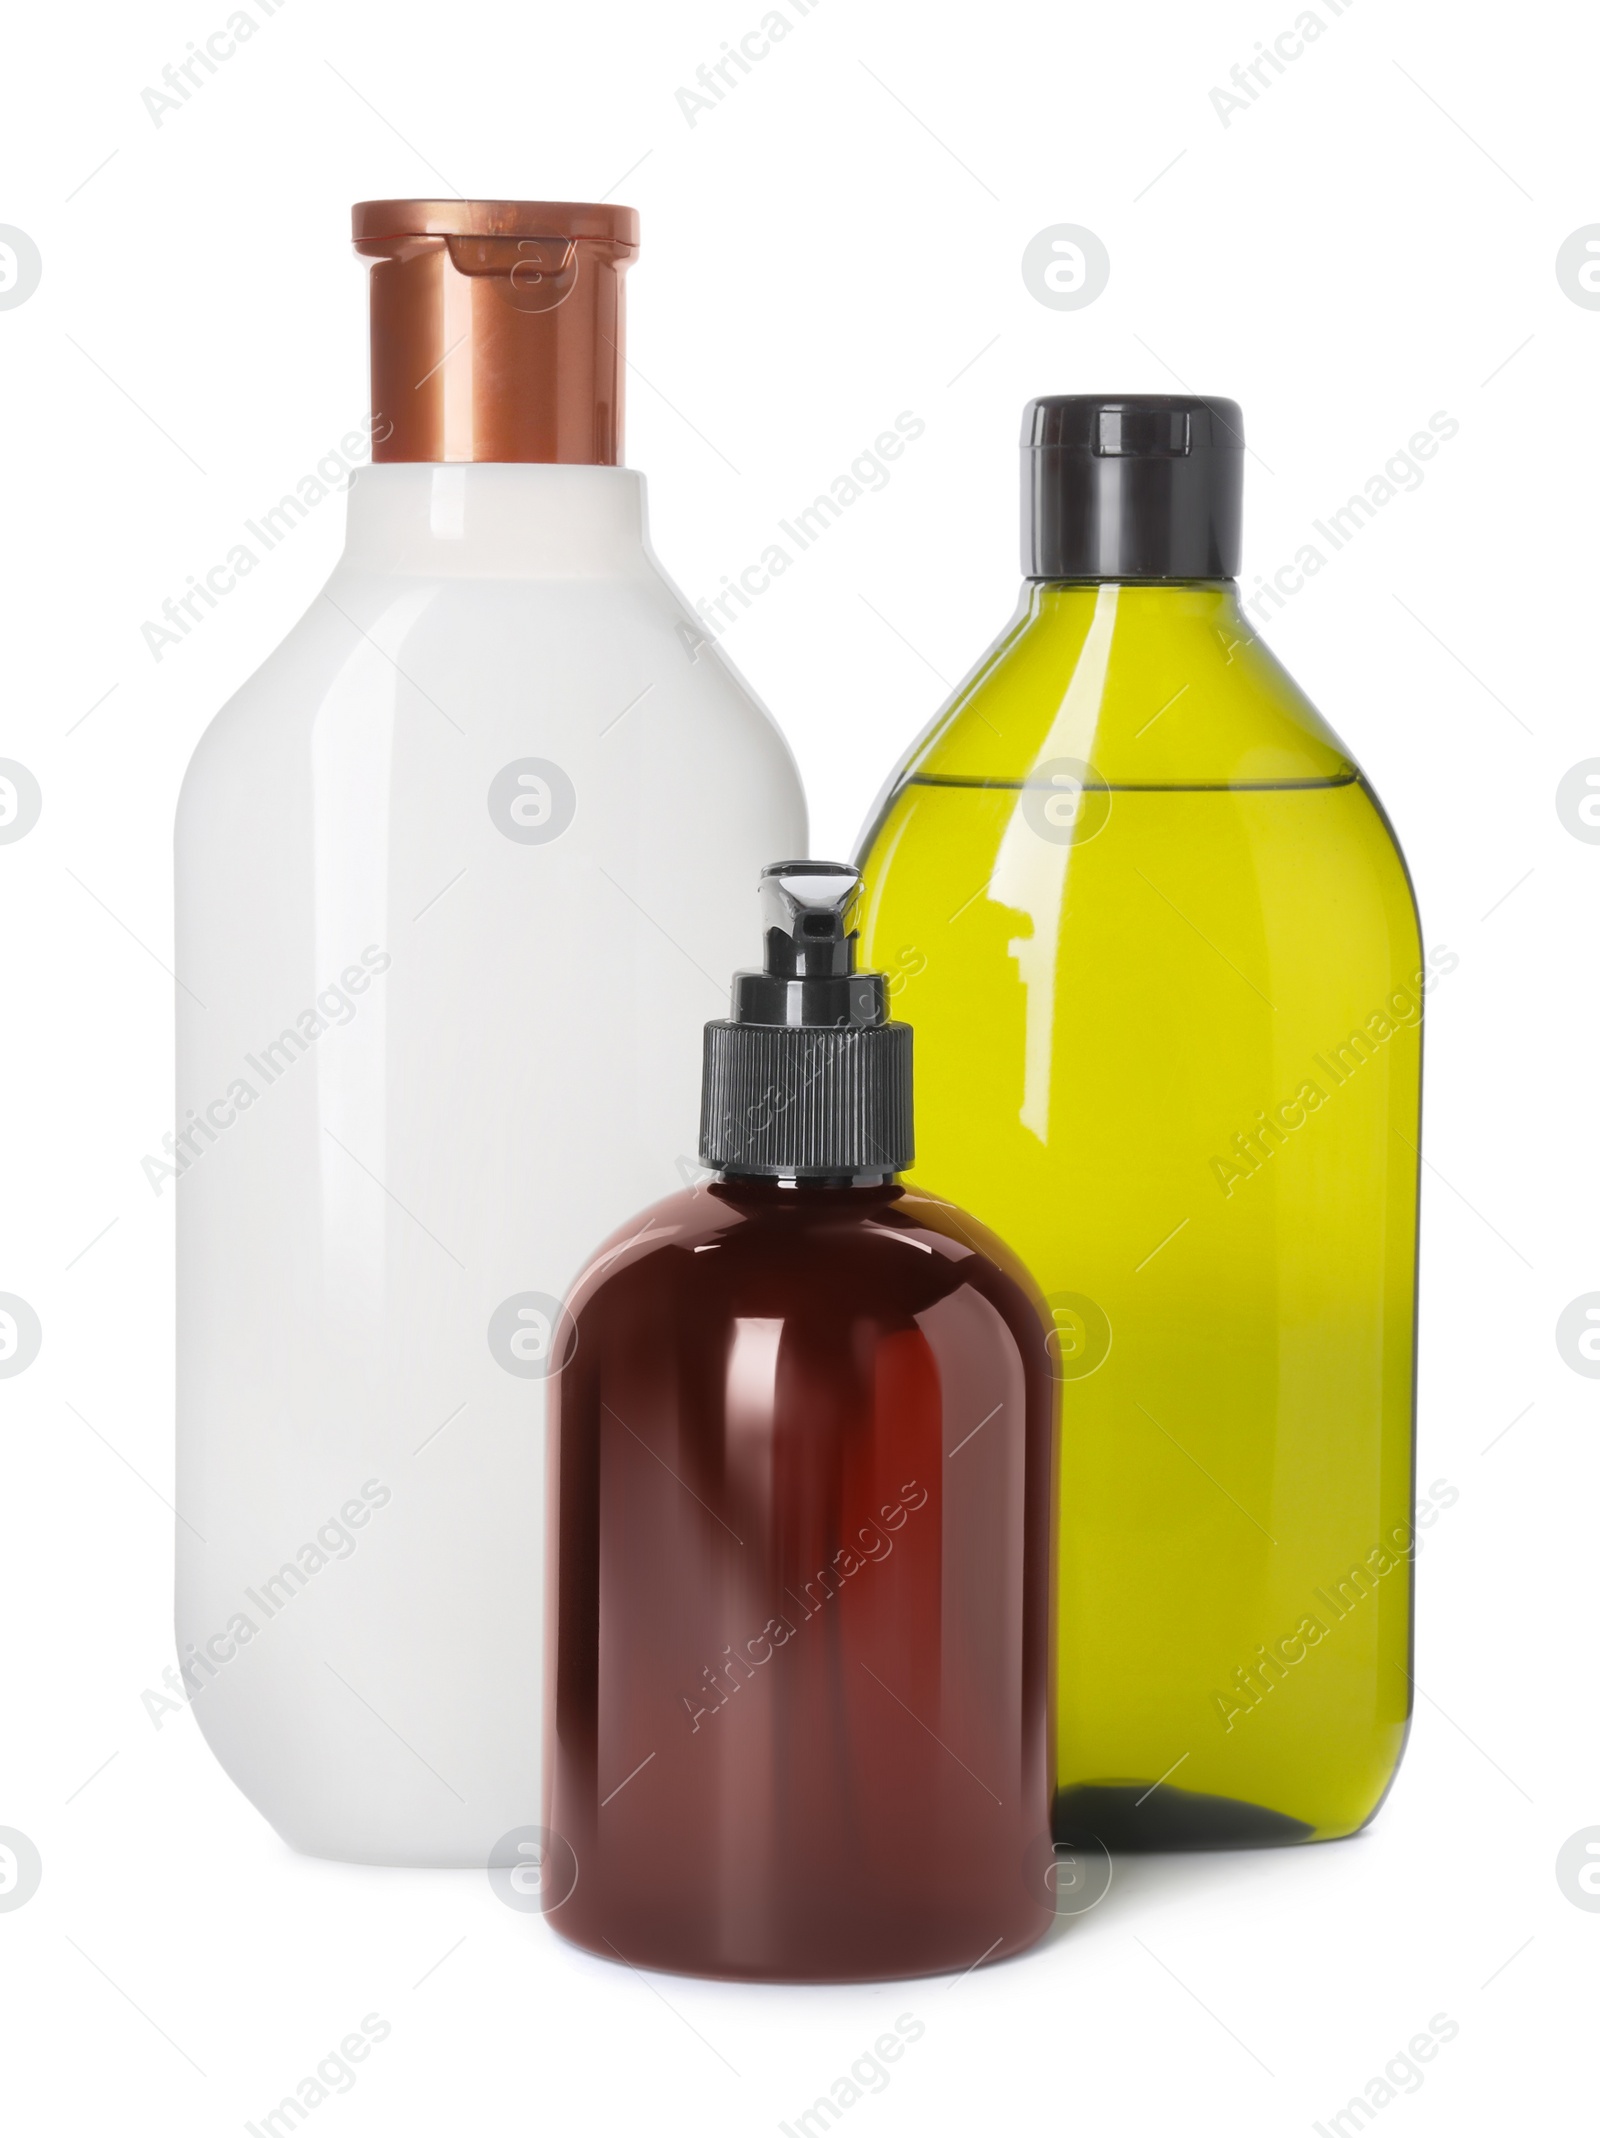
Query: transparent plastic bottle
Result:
<box><xmin>544</xmin><ymin>866</ymin><xmax>1056</xmax><ymax>1978</ymax></box>
<box><xmin>857</xmin><ymin>397</ymin><xmax>1423</xmax><ymax>1847</ymax></box>
<box><xmin>172</xmin><ymin>201</ymin><xmax>805</xmax><ymax>1865</ymax></box>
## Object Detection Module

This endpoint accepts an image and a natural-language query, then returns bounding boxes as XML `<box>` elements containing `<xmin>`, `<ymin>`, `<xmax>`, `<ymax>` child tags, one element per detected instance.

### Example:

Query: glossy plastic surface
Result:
<box><xmin>545</xmin><ymin>1177</ymin><xmax>1056</xmax><ymax>1979</ymax></box>
<box><xmin>173</xmin><ymin>463</ymin><xmax>805</xmax><ymax>1865</ymax></box>
<box><xmin>858</xmin><ymin>582</ymin><xmax>1423</xmax><ymax>1847</ymax></box>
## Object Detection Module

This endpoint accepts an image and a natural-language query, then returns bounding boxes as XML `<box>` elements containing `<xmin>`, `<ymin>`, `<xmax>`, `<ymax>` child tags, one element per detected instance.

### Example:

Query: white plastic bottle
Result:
<box><xmin>173</xmin><ymin>200</ymin><xmax>805</xmax><ymax>1865</ymax></box>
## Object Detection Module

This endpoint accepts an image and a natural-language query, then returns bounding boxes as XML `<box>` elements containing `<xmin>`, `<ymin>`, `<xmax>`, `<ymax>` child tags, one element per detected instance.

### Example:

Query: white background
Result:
<box><xmin>1</xmin><ymin>0</ymin><xmax>1594</xmax><ymax>2130</ymax></box>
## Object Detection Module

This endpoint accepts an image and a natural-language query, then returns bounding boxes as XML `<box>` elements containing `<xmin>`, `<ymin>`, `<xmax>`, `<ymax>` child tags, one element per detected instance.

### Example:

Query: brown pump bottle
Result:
<box><xmin>543</xmin><ymin>863</ymin><xmax>1057</xmax><ymax>1981</ymax></box>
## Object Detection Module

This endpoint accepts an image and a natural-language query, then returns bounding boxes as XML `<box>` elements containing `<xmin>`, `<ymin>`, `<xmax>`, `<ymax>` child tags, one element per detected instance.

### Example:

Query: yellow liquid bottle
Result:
<box><xmin>856</xmin><ymin>398</ymin><xmax>1424</xmax><ymax>1846</ymax></box>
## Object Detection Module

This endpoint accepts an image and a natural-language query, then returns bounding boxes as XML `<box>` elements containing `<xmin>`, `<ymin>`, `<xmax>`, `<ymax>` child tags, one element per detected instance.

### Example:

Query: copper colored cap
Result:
<box><xmin>352</xmin><ymin>200</ymin><xmax>639</xmax><ymax>465</ymax></box>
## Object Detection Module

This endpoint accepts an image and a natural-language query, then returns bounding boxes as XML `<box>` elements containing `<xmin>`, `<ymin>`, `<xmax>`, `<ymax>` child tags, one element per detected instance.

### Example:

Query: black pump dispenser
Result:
<box><xmin>700</xmin><ymin>862</ymin><xmax>913</xmax><ymax>1180</ymax></box>
<box><xmin>1022</xmin><ymin>393</ymin><xmax>1244</xmax><ymax>582</ymax></box>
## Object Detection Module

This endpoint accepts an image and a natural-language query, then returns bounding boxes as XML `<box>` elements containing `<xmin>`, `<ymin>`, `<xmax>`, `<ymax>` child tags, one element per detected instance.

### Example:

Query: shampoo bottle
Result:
<box><xmin>857</xmin><ymin>396</ymin><xmax>1423</xmax><ymax>1848</ymax></box>
<box><xmin>173</xmin><ymin>200</ymin><xmax>805</xmax><ymax>1864</ymax></box>
<box><xmin>545</xmin><ymin>863</ymin><xmax>1055</xmax><ymax>1979</ymax></box>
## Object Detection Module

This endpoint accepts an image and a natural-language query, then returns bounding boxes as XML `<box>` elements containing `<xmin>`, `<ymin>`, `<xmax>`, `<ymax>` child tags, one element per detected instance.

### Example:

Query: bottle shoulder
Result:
<box><xmin>566</xmin><ymin>1181</ymin><xmax>1046</xmax><ymax>1333</ymax></box>
<box><xmin>880</xmin><ymin>582</ymin><xmax>1356</xmax><ymax>793</ymax></box>
<box><xmin>175</xmin><ymin>565</ymin><xmax>805</xmax><ymax>827</ymax></box>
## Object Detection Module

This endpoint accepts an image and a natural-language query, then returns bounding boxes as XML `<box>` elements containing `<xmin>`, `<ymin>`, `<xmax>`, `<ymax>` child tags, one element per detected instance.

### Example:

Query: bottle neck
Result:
<box><xmin>1023</xmin><ymin>576</ymin><xmax>1243</xmax><ymax>621</ymax></box>
<box><xmin>339</xmin><ymin>461</ymin><xmax>650</xmax><ymax>579</ymax></box>
<box><xmin>1016</xmin><ymin>576</ymin><xmax>1257</xmax><ymax>701</ymax></box>
<box><xmin>713</xmin><ymin>1173</ymin><xmax>903</xmax><ymax>1200</ymax></box>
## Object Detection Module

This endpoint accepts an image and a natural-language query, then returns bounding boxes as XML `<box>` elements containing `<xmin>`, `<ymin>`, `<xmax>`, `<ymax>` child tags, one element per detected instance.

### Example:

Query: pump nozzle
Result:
<box><xmin>758</xmin><ymin>862</ymin><xmax>861</xmax><ymax>978</ymax></box>
<box><xmin>732</xmin><ymin>862</ymin><xmax>885</xmax><ymax>1032</ymax></box>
